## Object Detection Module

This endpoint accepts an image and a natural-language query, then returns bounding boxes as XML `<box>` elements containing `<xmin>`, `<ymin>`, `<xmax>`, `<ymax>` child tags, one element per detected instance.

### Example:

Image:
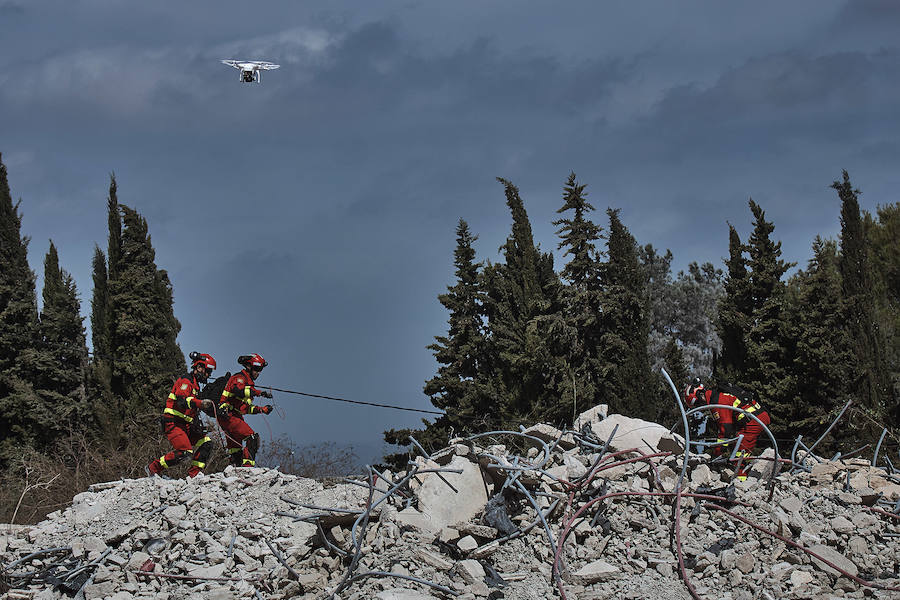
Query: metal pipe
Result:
<box><xmin>660</xmin><ymin>367</ymin><xmax>691</xmax><ymax>493</ymax></box>
<box><xmin>806</xmin><ymin>398</ymin><xmax>853</xmax><ymax>456</ymax></box>
<box><xmin>873</xmin><ymin>428</ymin><xmax>888</xmax><ymax>469</ymax></box>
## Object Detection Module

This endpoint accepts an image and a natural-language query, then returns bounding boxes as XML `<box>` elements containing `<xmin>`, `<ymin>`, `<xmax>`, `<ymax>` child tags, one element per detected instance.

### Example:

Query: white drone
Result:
<box><xmin>221</xmin><ymin>59</ymin><xmax>280</xmax><ymax>83</ymax></box>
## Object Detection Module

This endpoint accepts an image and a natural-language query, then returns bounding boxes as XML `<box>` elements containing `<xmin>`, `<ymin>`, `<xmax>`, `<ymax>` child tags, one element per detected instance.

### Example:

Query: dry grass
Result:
<box><xmin>0</xmin><ymin>424</ymin><xmax>361</xmax><ymax>526</ymax></box>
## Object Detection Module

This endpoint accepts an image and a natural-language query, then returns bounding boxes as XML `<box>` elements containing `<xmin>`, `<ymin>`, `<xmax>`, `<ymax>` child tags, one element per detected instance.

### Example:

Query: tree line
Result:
<box><xmin>385</xmin><ymin>172</ymin><xmax>899</xmax><ymax>464</ymax></box>
<box><xmin>1</xmin><ymin>154</ymin><xmax>897</xmax><ymax>476</ymax></box>
<box><xmin>0</xmin><ymin>155</ymin><xmax>184</xmax><ymax>469</ymax></box>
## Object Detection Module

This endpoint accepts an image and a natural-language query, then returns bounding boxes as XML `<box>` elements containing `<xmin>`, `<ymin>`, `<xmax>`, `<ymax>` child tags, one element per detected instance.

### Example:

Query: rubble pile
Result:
<box><xmin>2</xmin><ymin>407</ymin><xmax>900</xmax><ymax>600</ymax></box>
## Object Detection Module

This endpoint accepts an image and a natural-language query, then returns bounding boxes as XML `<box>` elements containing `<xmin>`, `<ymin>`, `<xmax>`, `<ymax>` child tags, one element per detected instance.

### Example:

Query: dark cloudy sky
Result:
<box><xmin>3</xmin><ymin>1</ymin><xmax>899</xmax><ymax>462</ymax></box>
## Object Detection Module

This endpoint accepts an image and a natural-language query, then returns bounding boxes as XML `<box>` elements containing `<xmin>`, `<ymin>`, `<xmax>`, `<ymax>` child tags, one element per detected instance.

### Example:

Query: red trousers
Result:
<box><xmin>735</xmin><ymin>410</ymin><xmax>770</xmax><ymax>453</ymax></box>
<box><xmin>217</xmin><ymin>413</ymin><xmax>256</xmax><ymax>466</ymax></box>
<box><xmin>148</xmin><ymin>420</ymin><xmax>211</xmax><ymax>477</ymax></box>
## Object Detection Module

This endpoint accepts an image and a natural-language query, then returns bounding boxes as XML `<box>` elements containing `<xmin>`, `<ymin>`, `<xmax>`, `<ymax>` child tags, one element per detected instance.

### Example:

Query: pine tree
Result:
<box><xmin>553</xmin><ymin>173</ymin><xmax>604</xmax><ymax>417</ymax></box>
<box><xmin>35</xmin><ymin>242</ymin><xmax>90</xmax><ymax>442</ymax></box>
<box><xmin>384</xmin><ymin>220</ymin><xmax>495</xmax><ymax>463</ymax></box>
<box><xmin>742</xmin><ymin>199</ymin><xmax>794</xmax><ymax>438</ymax></box>
<box><xmin>717</xmin><ymin>224</ymin><xmax>751</xmax><ymax>382</ymax></box>
<box><xmin>597</xmin><ymin>209</ymin><xmax>652</xmax><ymax>418</ymax></box>
<box><xmin>833</xmin><ymin>171</ymin><xmax>892</xmax><ymax>440</ymax></box>
<box><xmin>0</xmin><ymin>155</ymin><xmax>43</xmax><ymax>462</ymax></box>
<box><xmin>109</xmin><ymin>205</ymin><xmax>184</xmax><ymax>426</ymax></box>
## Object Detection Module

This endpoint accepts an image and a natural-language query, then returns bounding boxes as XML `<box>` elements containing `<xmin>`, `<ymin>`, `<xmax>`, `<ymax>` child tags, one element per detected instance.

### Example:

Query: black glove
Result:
<box><xmin>259</xmin><ymin>390</ymin><xmax>273</xmax><ymax>399</ymax></box>
<box><xmin>261</xmin><ymin>405</ymin><xmax>273</xmax><ymax>415</ymax></box>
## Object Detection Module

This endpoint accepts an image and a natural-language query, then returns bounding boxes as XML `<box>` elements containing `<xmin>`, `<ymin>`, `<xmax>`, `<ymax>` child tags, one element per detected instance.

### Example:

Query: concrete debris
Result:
<box><xmin>2</xmin><ymin>407</ymin><xmax>900</xmax><ymax>600</ymax></box>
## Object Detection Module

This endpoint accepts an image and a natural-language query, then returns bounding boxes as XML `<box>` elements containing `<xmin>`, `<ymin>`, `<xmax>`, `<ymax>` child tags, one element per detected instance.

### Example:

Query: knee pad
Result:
<box><xmin>246</xmin><ymin>433</ymin><xmax>260</xmax><ymax>458</ymax></box>
<box><xmin>194</xmin><ymin>441</ymin><xmax>212</xmax><ymax>464</ymax></box>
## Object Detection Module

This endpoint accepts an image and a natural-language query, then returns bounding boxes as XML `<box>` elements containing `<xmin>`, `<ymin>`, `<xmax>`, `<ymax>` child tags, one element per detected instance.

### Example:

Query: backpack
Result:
<box><xmin>198</xmin><ymin>372</ymin><xmax>231</xmax><ymax>413</ymax></box>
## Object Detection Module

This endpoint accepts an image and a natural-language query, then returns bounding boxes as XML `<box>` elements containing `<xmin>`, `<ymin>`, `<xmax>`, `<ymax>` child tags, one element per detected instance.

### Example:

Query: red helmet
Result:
<box><xmin>190</xmin><ymin>352</ymin><xmax>216</xmax><ymax>371</ymax></box>
<box><xmin>239</xmin><ymin>353</ymin><xmax>267</xmax><ymax>370</ymax></box>
<box><xmin>684</xmin><ymin>377</ymin><xmax>704</xmax><ymax>407</ymax></box>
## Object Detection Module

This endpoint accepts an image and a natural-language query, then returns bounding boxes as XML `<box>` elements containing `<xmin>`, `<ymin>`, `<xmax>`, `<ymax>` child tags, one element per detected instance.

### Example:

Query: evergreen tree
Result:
<box><xmin>785</xmin><ymin>237</ymin><xmax>851</xmax><ymax>447</ymax></box>
<box><xmin>109</xmin><ymin>205</ymin><xmax>184</xmax><ymax>426</ymax></box>
<box><xmin>35</xmin><ymin>242</ymin><xmax>90</xmax><ymax>441</ymax></box>
<box><xmin>0</xmin><ymin>155</ymin><xmax>42</xmax><ymax>462</ymax></box>
<box><xmin>384</xmin><ymin>220</ymin><xmax>495</xmax><ymax>463</ymax></box>
<box><xmin>717</xmin><ymin>224</ymin><xmax>751</xmax><ymax>382</ymax></box>
<box><xmin>597</xmin><ymin>209</ymin><xmax>653</xmax><ymax>418</ymax></box>
<box><xmin>483</xmin><ymin>178</ymin><xmax>565</xmax><ymax>426</ymax></box>
<box><xmin>90</xmin><ymin>246</ymin><xmax>110</xmax><ymax>360</ymax></box>
<box><xmin>88</xmin><ymin>244</ymin><xmax>117</xmax><ymax>437</ymax></box>
<box><xmin>742</xmin><ymin>199</ymin><xmax>794</xmax><ymax>437</ymax></box>
<box><xmin>553</xmin><ymin>173</ymin><xmax>604</xmax><ymax>416</ymax></box>
<box><xmin>867</xmin><ymin>203</ymin><xmax>900</xmax><ymax>424</ymax></box>
<box><xmin>833</xmin><ymin>171</ymin><xmax>892</xmax><ymax>439</ymax></box>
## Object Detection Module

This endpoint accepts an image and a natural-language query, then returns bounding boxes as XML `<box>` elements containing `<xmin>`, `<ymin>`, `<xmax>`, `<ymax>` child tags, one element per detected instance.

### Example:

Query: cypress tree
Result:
<box><xmin>597</xmin><ymin>209</ymin><xmax>652</xmax><ymax>418</ymax></box>
<box><xmin>483</xmin><ymin>178</ymin><xmax>565</xmax><ymax>426</ymax></box>
<box><xmin>0</xmin><ymin>155</ymin><xmax>42</xmax><ymax>462</ymax></box>
<box><xmin>742</xmin><ymin>199</ymin><xmax>794</xmax><ymax>437</ymax></box>
<box><xmin>833</xmin><ymin>171</ymin><xmax>892</xmax><ymax>438</ymax></box>
<box><xmin>717</xmin><ymin>224</ymin><xmax>751</xmax><ymax>382</ymax></box>
<box><xmin>109</xmin><ymin>205</ymin><xmax>184</xmax><ymax>426</ymax></box>
<box><xmin>88</xmin><ymin>244</ymin><xmax>117</xmax><ymax>437</ymax></box>
<box><xmin>867</xmin><ymin>203</ymin><xmax>900</xmax><ymax>425</ymax></box>
<box><xmin>90</xmin><ymin>246</ymin><xmax>110</xmax><ymax>360</ymax></box>
<box><xmin>786</xmin><ymin>237</ymin><xmax>851</xmax><ymax>447</ymax></box>
<box><xmin>35</xmin><ymin>242</ymin><xmax>90</xmax><ymax>441</ymax></box>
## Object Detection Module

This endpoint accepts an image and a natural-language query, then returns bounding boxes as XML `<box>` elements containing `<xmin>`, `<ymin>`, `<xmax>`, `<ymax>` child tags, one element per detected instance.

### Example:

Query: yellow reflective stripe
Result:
<box><xmin>186</xmin><ymin>396</ymin><xmax>197</xmax><ymax>408</ymax></box>
<box><xmin>242</xmin><ymin>459</ymin><xmax>255</xmax><ymax>466</ymax></box>
<box><xmin>732</xmin><ymin>398</ymin><xmax>741</xmax><ymax>407</ymax></box>
<box><xmin>193</xmin><ymin>436</ymin><xmax>211</xmax><ymax>449</ymax></box>
<box><xmin>163</xmin><ymin>407</ymin><xmax>193</xmax><ymax>423</ymax></box>
<box><xmin>221</xmin><ymin>390</ymin><xmax>233</xmax><ymax>397</ymax></box>
<box><xmin>191</xmin><ymin>460</ymin><xmax>206</xmax><ymax>468</ymax></box>
<box><xmin>159</xmin><ymin>456</ymin><xmax>169</xmax><ymax>469</ymax></box>
<box><xmin>227</xmin><ymin>447</ymin><xmax>242</xmax><ymax>455</ymax></box>
<box><xmin>218</xmin><ymin>403</ymin><xmax>230</xmax><ymax>413</ymax></box>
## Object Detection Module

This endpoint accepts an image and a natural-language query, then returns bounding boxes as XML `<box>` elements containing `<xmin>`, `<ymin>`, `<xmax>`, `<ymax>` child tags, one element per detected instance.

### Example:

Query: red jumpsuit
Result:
<box><xmin>217</xmin><ymin>369</ymin><xmax>267</xmax><ymax>466</ymax></box>
<box><xmin>695</xmin><ymin>388</ymin><xmax>770</xmax><ymax>479</ymax></box>
<box><xmin>148</xmin><ymin>374</ymin><xmax>213</xmax><ymax>477</ymax></box>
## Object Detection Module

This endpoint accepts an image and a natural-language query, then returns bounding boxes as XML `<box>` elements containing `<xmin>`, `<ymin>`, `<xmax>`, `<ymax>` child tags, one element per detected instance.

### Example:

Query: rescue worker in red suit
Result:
<box><xmin>147</xmin><ymin>352</ymin><xmax>217</xmax><ymax>478</ymax></box>
<box><xmin>217</xmin><ymin>354</ymin><xmax>274</xmax><ymax>467</ymax></box>
<box><xmin>685</xmin><ymin>378</ymin><xmax>771</xmax><ymax>481</ymax></box>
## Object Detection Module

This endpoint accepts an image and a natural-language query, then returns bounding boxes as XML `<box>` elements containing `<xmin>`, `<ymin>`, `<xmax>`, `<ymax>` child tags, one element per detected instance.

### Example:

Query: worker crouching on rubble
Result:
<box><xmin>685</xmin><ymin>378</ymin><xmax>771</xmax><ymax>481</ymax></box>
<box><xmin>217</xmin><ymin>353</ymin><xmax>274</xmax><ymax>467</ymax></box>
<box><xmin>147</xmin><ymin>352</ymin><xmax>217</xmax><ymax>478</ymax></box>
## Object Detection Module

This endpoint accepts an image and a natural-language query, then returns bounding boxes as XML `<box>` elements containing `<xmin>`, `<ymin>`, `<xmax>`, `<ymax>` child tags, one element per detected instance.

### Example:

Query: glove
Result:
<box><xmin>261</xmin><ymin>405</ymin><xmax>273</xmax><ymax>415</ymax></box>
<box><xmin>259</xmin><ymin>390</ymin><xmax>273</xmax><ymax>399</ymax></box>
<box><xmin>200</xmin><ymin>398</ymin><xmax>215</xmax><ymax>416</ymax></box>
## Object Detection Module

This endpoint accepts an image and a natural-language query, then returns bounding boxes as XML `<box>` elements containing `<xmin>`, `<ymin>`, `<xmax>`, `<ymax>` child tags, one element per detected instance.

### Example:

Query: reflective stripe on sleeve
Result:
<box><xmin>163</xmin><ymin>407</ymin><xmax>193</xmax><ymax>423</ymax></box>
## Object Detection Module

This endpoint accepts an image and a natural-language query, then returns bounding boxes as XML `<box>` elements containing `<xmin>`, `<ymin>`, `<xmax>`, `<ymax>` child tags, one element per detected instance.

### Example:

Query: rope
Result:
<box><xmin>261</xmin><ymin>385</ymin><xmax>444</xmax><ymax>416</ymax></box>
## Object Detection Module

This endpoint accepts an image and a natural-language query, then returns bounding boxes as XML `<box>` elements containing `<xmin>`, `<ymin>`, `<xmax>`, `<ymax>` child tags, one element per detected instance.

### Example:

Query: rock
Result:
<box><xmin>790</xmin><ymin>570</ymin><xmax>814</xmax><ymax>586</ymax></box>
<box><xmin>588</xmin><ymin>414</ymin><xmax>684</xmax><ymax>454</ymax></box>
<box><xmin>735</xmin><ymin>553</ymin><xmax>755</xmax><ymax>574</ymax></box>
<box><xmin>83</xmin><ymin>581</ymin><xmax>118</xmax><ymax>600</ymax></box>
<box><xmin>457</xmin><ymin>535</ymin><xmax>478</xmax><ymax>552</ymax></box>
<box><xmin>416</xmin><ymin>456</ymin><xmax>489</xmax><ymax>531</ymax></box>
<box><xmin>574</xmin><ymin>404</ymin><xmax>609</xmax><ymax>430</ymax></box>
<box><xmin>570</xmin><ymin>559</ymin><xmax>620</xmax><ymax>584</ymax></box>
<box><xmin>807</xmin><ymin>544</ymin><xmax>859</xmax><ymax>577</ymax></box>
<box><xmin>456</xmin><ymin>559</ymin><xmax>486</xmax><ymax>584</ymax></box>
<box><xmin>830</xmin><ymin>515</ymin><xmax>853</xmax><ymax>534</ymax></box>
<box><xmin>690</xmin><ymin>464</ymin><xmax>713</xmax><ymax>487</ymax></box>
<box><xmin>376</xmin><ymin>590</ymin><xmax>437</xmax><ymax>599</ymax></box>
<box><xmin>521</xmin><ymin>423</ymin><xmax>576</xmax><ymax>450</ymax></box>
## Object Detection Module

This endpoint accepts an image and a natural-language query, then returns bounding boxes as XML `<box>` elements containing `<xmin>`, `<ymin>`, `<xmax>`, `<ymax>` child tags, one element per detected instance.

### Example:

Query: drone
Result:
<box><xmin>221</xmin><ymin>60</ymin><xmax>280</xmax><ymax>83</ymax></box>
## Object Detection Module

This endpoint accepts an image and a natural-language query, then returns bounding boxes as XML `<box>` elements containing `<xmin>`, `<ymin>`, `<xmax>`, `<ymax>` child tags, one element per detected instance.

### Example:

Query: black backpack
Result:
<box><xmin>198</xmin><ymin>372</ymin><xmax>231</xmax><ymax>414</ymax></box>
